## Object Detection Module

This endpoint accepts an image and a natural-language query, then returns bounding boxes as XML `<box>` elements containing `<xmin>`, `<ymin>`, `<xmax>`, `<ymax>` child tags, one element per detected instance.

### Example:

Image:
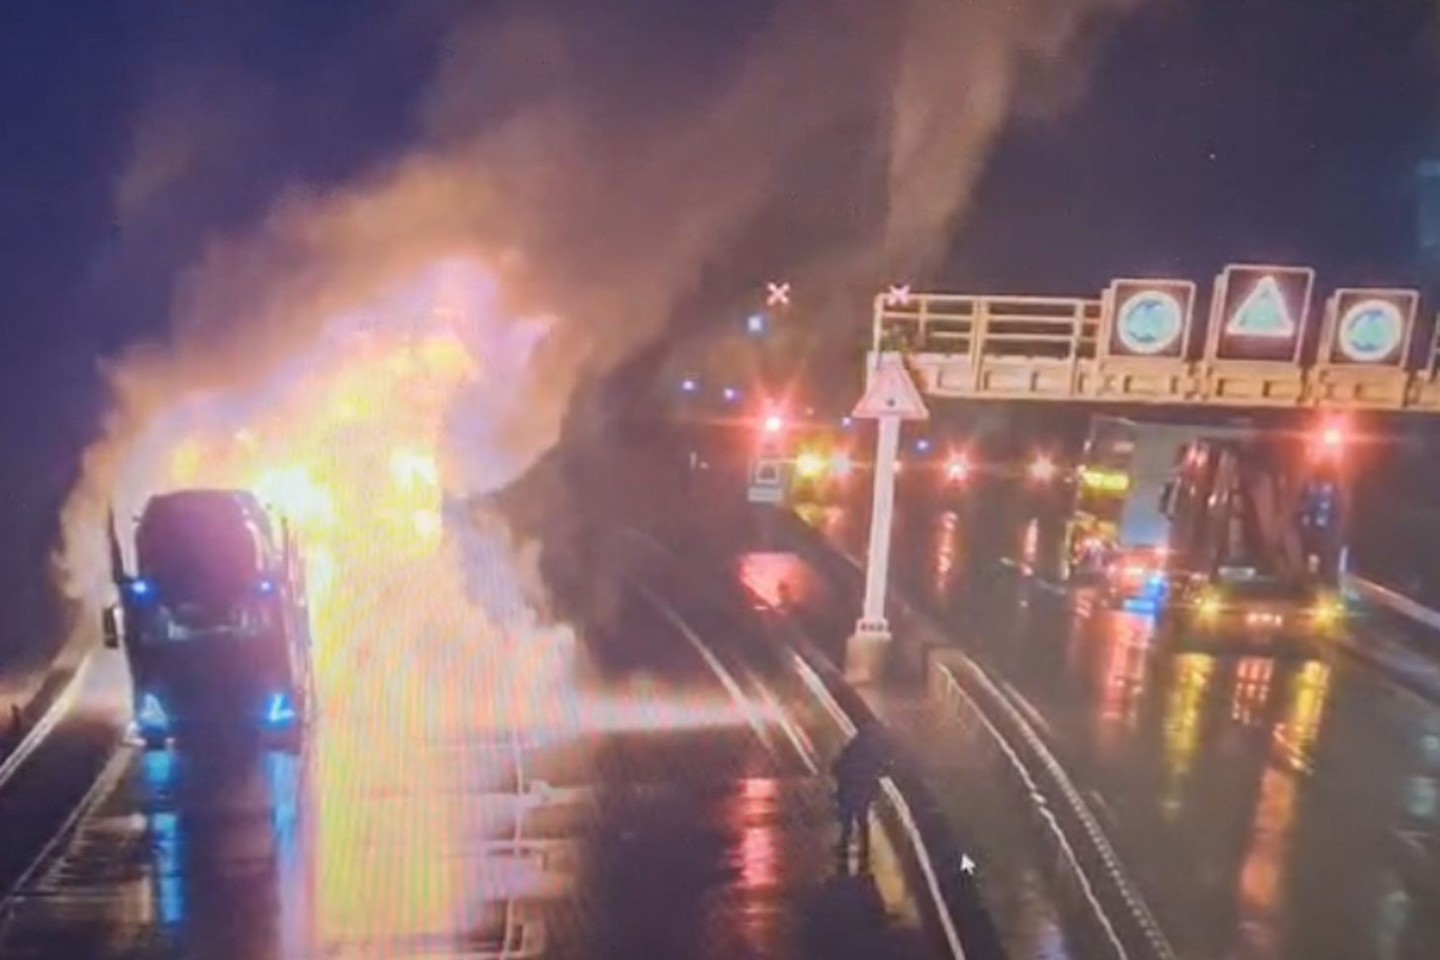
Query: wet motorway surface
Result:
<box><xmin>785</xmin><ymin>486</ymin><xmax>1440</xmax><ymax>960</ymax></box>
<box><xmin>0</xmin><ymin>587</ymin><xmax>937</xmax><ymax>960</ymax></box>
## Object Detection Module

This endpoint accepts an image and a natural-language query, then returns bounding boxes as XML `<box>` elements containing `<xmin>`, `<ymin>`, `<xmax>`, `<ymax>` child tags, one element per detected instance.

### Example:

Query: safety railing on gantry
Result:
<box><xmin>872</xmin><ymin>267</ymin><xmax>1440</xmax><ymax>411</ymax></box>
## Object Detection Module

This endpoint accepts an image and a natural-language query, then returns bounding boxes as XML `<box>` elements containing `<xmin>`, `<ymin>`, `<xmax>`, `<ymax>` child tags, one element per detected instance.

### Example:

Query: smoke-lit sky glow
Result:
<box><xmin>26</xmin><ymin>0</ymin><xmax>1439</xmax><ymax>699</ymax></box>
<box><xmin>50</xmin><ymin>0</ymin><xmax>1163</xmax><ymax>645</ymax></box>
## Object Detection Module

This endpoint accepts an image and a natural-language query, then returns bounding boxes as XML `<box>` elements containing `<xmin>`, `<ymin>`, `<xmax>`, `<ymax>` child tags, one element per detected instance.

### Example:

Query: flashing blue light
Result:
<box><xmin>128</xmin><ymin>578</ymin><xmax>153</xmax><ymax>598</ymax></box>
<box><xmin>916</xmin><ymin>438</ymin><xmax>931</xmax><ymax>453</ymax></box>
<box><xmin>150</xmin><ymin>810</ymin><xmax>185</xmax><ymax>925</ymax></box>
<box><xmin>265</xmin><ymin>692</ymin><xmax>297</xmax><ymax>727</ymax></box>
<box><xmin>1123</xmin><ymin>597</ymin><xmax>1159</xmax><ymax>615</ymax></box>
<box><xmin>746</xmin><ymin>313</ymin><xmax>766</xmax><ymax>335</ymax></box>
<box><xmin>138</xmin><ymin>692</ymin><xmax>169</xmax><ymax>730</ymax></box>
<box><xmin>681</xmin><ymin>378</ymin><xmax>698</xmax><ymax>393</ymax></box>
<box><xmin>723</xmin><ymin>387</ymin><xmax>739</xmax><ymax>402</ymax></box>
<box><xmin>257</xmin><ymin>579</ymin><xmax>276</xmax><ymax>595</ymax></box>
<box><xmin>841</xmin><ymin>417</ymin><xmax>853</xmax><ymax>429</ymax></box>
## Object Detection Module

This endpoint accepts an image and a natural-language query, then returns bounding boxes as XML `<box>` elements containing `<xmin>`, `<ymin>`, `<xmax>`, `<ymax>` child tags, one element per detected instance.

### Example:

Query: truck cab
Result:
<box><xmin>1158</xmin><ymin>433</ymin><xmax>1348</xmax><ymax>642</ymax></box>
<box><xmin>105</xmin><ymin>489</ymin><xmax>315</xmax><ymax>749</ymax></box>
<box><xmin>1067</xmin><ymin>415</ymin><xmax>1350</xmax><ymax>640</ymax></box>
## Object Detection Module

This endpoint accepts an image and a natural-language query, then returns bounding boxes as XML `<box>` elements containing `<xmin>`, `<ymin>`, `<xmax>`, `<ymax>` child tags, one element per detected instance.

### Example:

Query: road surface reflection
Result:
<box><xmin>799</xmin><ymin>488</ymin><xmax>1440</xmax><ymax>959</ymax></box>
<box><xmin>0</xmin><ymin>580</ymin><xmax>935</xmax><ymax>960</ymax></box>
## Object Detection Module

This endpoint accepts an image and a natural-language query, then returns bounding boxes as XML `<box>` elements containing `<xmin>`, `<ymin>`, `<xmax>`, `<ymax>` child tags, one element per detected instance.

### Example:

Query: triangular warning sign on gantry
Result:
<box><xmin>853</xmin><ymin>354</ymin><xmax>929</xmax><ymax>420</ymax></box>
<box><xmin>1226</xmin><ymin>275</ymin><xmax>1296</xmax><ymax>338</ymax></box>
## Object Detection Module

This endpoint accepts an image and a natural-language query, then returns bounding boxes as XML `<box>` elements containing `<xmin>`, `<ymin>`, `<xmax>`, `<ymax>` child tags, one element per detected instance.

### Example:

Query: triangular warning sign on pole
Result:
<box><xmin>853</xmin><ymin>354</ymin><xmax>929</xmax><ymax>420</ymax></box>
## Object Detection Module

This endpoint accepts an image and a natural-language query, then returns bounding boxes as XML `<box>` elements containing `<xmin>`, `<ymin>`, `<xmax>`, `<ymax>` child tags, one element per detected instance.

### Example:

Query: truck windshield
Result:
<box><xmin>138</xmin><ymin>598</ymin><xmax>278</xmax><ymax>645</ymax></box>
<box><xmin>136</xmin><ymin>492</ymin><xmax>267</xmax><ymax>609</ymax></box>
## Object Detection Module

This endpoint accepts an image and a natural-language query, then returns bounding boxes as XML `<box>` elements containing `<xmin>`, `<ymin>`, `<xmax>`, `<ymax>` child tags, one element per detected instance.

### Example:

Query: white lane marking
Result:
<box><xmin>0</xmin><ymin>652</ymin><xmax>96</xmax><ymax>790</ymax></box>
<box><xmin>750</xmin><ymin>672</ymin><xmax>820</xmax><ymax>774</ymax></box>
<box><xmin>625</xmin><ymin>532</ymin><xmax>967</xmax><ymax>960</ymax></box>
<box><xmin>639</xmin><ymin>586</ymin><xmax>780</xmax><ymax>757</ymax></box>
<box><xmin>999</xmin><ymin>681</ymin><xmax>1053</xmax><ymax>738</ymax></box>
<box><xmin>931</xmin><ymin>663</ymin><xmax>1130</xmax><ymax>959</ymax></box>
<box><xmin>620</xmin><ymin>530</ymin><xmax>818</xmax><ymax>770</ymax></box>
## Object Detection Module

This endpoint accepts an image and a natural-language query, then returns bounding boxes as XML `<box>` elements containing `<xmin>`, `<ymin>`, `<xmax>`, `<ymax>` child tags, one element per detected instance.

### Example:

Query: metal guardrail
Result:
<box><xmin>789</xmin><ymin>654</ymin><xmax>968</xmax><ymax>960</ymax></box>
<box><xmin>872</xmin><ymin>291</ymin><xmax>1440</xmax><ymax>409</ymax></box>
<box><xmin>0</xmin><ymin>640</ymin><xmax>96</xmax><ymax>791</ymax></box>
<box><xmin>929</xmin><ymin>652</ymin><xmax>1177</xmax><ymax>960</ymax></box>
<box><xmin>1344</xmin><ymin>574</ymin><xmax>1440</xmax><ymax>633</ymax></box>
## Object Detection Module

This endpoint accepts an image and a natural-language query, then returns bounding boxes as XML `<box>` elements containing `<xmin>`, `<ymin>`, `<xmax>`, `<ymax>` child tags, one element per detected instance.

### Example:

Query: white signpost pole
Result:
<box><xmin>857</xmin><ymin>414</ymin><xmax>901</xmax><ymax>636</ymax></box>
<box><xmin>847</xmin><ymin>348</ymin><xmax>928</xmax><ymax>683</ymax></box>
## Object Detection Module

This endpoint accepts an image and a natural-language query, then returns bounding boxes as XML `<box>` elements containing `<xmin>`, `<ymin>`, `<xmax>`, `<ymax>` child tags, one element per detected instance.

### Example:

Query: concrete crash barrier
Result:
<box><xmin>781</xmin><ymin>627</ymin><xmax>1008</xmax><ymax>960</ymax></box>
<box><xmin>1345</xmin><ymin>574</ymin><xmax>1440</xmax><ymax>634</ymax></box>
<box><xmin>925</xmin><ymin>650</ymin><xmax>1174</xmax><ymax>960</ymax></box>
<box><xmin>768</xmin><ymin>512</ymin><xmax>1178</xmax><ymax>960</ymax></box>
<box><xmin>0</xmin><ymin>628</ymin><xmax>96</xmax><ymax>788</ymax></box>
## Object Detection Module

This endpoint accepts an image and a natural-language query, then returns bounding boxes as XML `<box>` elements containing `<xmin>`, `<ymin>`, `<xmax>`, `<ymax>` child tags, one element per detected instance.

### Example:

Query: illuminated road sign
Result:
<box><xmin>1338</xmin><ymin>301</ymin><xmax>1401</xmax><ymax>361</ymax></box>
<box><xmin>853</xmin><ymin>354</ymin><xmax>930</xmax><ymax>420</ymax></box>
<box><xmin>1324</xmin><ymin>289</ymin><xmax>1419</xmax><ymax>366</ymax></box>
<box><xmin>884</xmin><ymin>284</ymin><xmax>913</xmax><ymax>307</ymax></box>
<box><xmin>1227</xmin><ymin>276</ymin><xmax>1295</xmax><ymax>338</ymax></box>
<box><xmin>1209</xmin><ymin>265</ymin><xmax>1315</xmax><ymax>363</ymax></box>
<box><xmin>747</xmin><ymin>458</ymin><xmax>787</xmax><ymax>504</ymax></box>
<box><xmin>766</xmin><ymin>281</ymin><xmax>791</xmax><ymax>307</ymax></box>
<box><xmin>871</xmin><ymin>276</ymin><xmax>1440</xmax><ymax>410</ymax></box>
<box><xmin>1103</xmin><ymin>279</ymin><xmax>1196</xmax><ymax>359</ymax></box>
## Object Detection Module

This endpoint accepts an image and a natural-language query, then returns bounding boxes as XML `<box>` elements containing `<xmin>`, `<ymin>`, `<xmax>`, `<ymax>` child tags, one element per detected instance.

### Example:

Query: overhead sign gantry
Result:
<box><xmin>871</xmin><ymin>264</ymin><xmax>1439</xmax><ymax>410</ymax></box>
<box><xmin>843</xmin><ymin>265</ymin><xmax>1440</xmax><ymax>671</ymax></box>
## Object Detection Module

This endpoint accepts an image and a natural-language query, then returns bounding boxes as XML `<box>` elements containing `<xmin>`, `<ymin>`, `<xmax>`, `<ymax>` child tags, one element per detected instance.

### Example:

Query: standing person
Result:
<box><xmin>832</xmin><ymin>722</ymin><xmax>891</xmax><ymax>871</ymax></box>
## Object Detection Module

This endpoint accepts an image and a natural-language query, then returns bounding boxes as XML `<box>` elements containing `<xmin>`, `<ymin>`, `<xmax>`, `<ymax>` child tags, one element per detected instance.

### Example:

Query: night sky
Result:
<box><xmin>1</xmin><ymin>0</ymin><xmax>1437</xmax><ymax>653</ymax></box>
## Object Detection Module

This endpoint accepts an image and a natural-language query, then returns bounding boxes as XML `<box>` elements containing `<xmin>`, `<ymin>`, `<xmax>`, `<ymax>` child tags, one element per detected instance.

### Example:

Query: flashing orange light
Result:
<box><xmin>1320</xmin><ymin>425</ymin><xmax>1344</xmax><ymax>450</ymax></box>
<box><xmin>945</xmin><ymin>456</ymin><xmax>971</xmax><ymax>483</ymax></box>
<box><xmin>1029</xmin><ymin>455</ymin><xmax>1058</xmax><ymax>483</ymax></box>
<box><xmin>794</xmin><ymin>450</ymin><xmax>826</xmax><ymax>479</ymax></box>
<box><xmin>762</xmin><ymin>413</ymin><xmax>784</xmax><ymax>435</ymax></box>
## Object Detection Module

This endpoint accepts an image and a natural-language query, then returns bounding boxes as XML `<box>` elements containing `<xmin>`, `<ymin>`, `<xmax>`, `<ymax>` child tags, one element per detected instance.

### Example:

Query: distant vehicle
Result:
<box><xmin>1067</xmin><ymin>415</ymin><xmax>1349</xmax><ymax>639</ymax></box>
<box><xmin>750</xmin><ymin>416</ymin><xmax>856</xmax><ymax>507</ymax></box>
<box><xmin>104</xmin><ymin>489</ymin><xmax>315</xmax><ymax>749</ymax></box>
<box><xmin>1100</xmin><ymin>545</ymin><xmax>1170</xmax><ymax>611</ymax></box>
<box><xmin>1063</xmin><ymin>416</ymin><xmax>1254</xmax><ymax>583</ymax></box>
<box><xmin>1166</xmin><ymin>567</ymin><xmax>1343</xmax><ymax>643</ymax></box>
<box><xmin>1157</xmin><ymin>431</ymin><xmax>1348</xmax><ymax>640</ymax></box>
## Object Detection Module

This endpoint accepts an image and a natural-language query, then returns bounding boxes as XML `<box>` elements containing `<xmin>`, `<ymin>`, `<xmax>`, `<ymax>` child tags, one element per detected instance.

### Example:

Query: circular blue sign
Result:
<box><xmin>1338</xmin><ymin>299</ymin><xmax>1403</xmax><ymax>362</ymax></box>
<box><xmin>1116</xmin><ymin>291</ymin><xmax>1184</xmax><ymax>355</ymax></box>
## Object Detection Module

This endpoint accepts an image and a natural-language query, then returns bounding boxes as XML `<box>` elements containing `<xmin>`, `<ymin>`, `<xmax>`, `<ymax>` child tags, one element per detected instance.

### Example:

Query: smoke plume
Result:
<box><xmin>57</xmin><ymin>0</ymin><xmax>1143</xmax><ymax>631</ymax></box>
